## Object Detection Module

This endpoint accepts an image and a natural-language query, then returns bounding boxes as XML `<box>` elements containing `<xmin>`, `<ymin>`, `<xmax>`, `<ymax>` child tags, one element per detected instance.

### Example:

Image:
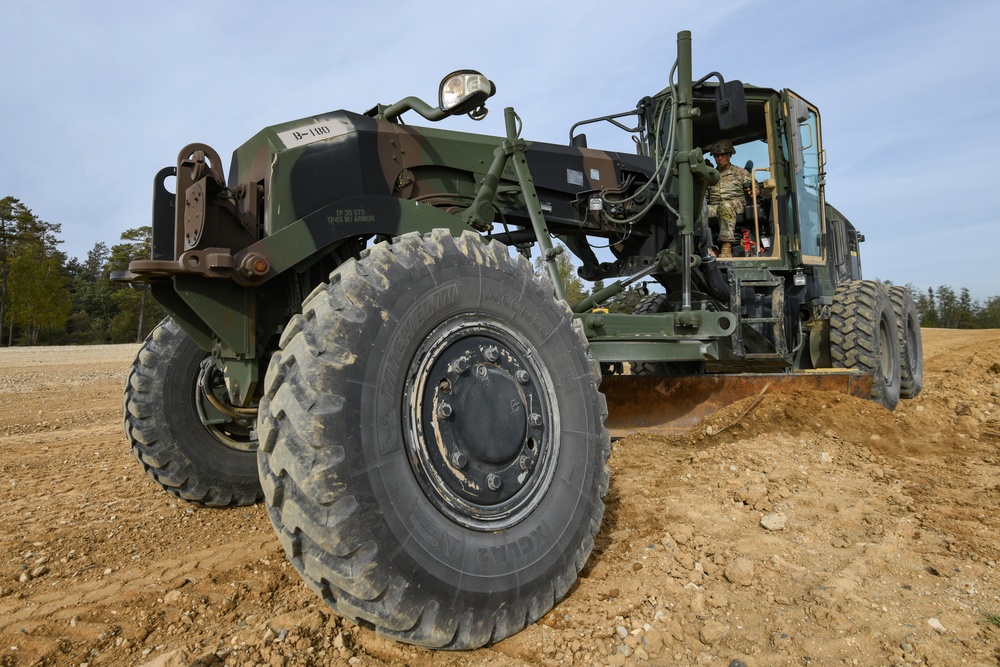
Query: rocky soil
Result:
<box><xmin>2</xmin><ymin>329</ymin><xmax>1000</xmax><ymax>667</ymax></box>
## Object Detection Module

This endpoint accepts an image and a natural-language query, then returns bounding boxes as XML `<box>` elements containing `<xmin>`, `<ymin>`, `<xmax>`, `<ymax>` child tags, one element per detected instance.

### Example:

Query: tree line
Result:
<box><xmin>0</xmin><ymin>195</ymin><xmax>997</xmax><ymax>347</ymax></box>
<box><xmin>1</xmin><ymin>196</ymin><xmax>163</xmax><ymax>346</ymax></box>
<box><xmin>911</xmin><ymin>284</ymin><xmax>1000</xmax><ymax>329</ymax></box>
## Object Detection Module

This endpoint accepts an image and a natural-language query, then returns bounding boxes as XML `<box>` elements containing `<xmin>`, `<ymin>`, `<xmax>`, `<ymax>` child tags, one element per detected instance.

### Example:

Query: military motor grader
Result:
<box><xmin>115</xmin><ymin>31</ymin><xmax>923</xmax><ymax>648</ymax></box>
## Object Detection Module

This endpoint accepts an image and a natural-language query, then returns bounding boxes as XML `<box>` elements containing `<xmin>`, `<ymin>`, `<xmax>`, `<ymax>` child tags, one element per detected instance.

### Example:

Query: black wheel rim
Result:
<box><xmin>404</xmin><ymin>316</ymin><xmax>558</xmax><ymax>531</ymax></box>
<box><xmin>878</xmin><ymin>315</ymin><xmax>893</xmax><ymax>386</ymax></box>
<box><xmin>905</xmin><ymin>316</ymin><xmax>918</xmax><ymax>369</ymax></box>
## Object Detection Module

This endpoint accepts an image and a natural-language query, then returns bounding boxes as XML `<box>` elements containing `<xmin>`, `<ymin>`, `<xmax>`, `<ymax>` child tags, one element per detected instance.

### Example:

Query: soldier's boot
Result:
<box><xmin>719</xmin><ymin>242</ymin><xmax>733</xmax><ymax>259</ymax></box>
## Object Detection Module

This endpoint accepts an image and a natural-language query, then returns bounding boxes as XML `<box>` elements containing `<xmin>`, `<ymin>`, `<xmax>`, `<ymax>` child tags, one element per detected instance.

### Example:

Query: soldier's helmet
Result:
<box><xmin>708</xmin><ymin>139</ymin><xmax>735</xmax><ymax>156</ymax></box>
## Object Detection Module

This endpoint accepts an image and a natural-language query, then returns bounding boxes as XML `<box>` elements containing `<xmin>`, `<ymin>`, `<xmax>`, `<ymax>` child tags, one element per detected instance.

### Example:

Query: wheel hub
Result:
<box><xmin>194</xmin><ymin>358</ymin><xmax>258</xmax><ymax>452</ymax></box>
<box><xmin>449</xmin><ymin>362</ymin><xmax>526</xmax><ymax>464</ymax></box>
<box><xmin>405</xmin><ymin>320</ymin><xmax>556</xmax><ymax>530</ymax></box>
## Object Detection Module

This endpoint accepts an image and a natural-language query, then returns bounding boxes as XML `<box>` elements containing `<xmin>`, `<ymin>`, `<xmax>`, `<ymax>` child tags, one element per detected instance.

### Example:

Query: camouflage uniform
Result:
<box><xmin>707</xmin><ymin>162</ymin><xmax>752</xmax><ymax>244</ymax></box>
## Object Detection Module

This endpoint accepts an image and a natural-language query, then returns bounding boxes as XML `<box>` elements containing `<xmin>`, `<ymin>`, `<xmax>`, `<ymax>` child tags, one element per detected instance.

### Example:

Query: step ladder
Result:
<box><xmin>727</xmin><ymin>269</ymin><xmax>786</xmax><ymax>359</ymax></box>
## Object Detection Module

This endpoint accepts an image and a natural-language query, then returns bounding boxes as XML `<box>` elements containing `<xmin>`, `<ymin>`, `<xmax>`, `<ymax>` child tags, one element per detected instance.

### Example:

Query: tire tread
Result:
<box><xmin>257</xmin><ymin>231</ymin><xmax>609</xmax><ymax>648</ymax></box>
<box><xmin>830</xmin><ymin>281</ymin><xmax>901</xmax><ymax>410</ymax></box>
<box><xmin>124</xmin><ymin>318</ymin><xmax>262</xmax><ymax>506</ymax></box>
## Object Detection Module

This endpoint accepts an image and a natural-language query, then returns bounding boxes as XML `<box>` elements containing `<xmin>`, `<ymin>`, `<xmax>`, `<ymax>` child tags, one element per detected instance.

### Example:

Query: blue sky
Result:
<box><xmin>2</xmin><ymin>0</ymin><xmax>998</xmax><ymax>301</ymax></box>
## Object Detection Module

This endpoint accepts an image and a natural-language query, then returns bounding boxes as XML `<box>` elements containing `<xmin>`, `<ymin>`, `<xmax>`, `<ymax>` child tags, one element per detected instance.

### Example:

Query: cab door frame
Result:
<box><xmin>783</xmin><ymin>89</ymin><xmax>827</xmax><ymax>266</ymax></box>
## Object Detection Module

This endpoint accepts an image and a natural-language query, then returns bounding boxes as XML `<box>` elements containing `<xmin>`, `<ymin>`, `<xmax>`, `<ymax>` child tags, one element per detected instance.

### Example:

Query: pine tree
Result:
<box><xmin>936</xmin><ymin>286</ymin><xmax>958</xmax><ymax>328</ymax></box>
<box><xmin>107</xmin><ymin>227</ymin><xmax>163</xmax><ymax>342</ymax></box>
<box><xmin>66</xmin><ymin>242</ymin><xmax>118</xmax><ymax>343</ymax></box>
<box><xmin>0</xmin><ymin>197</ymin><xmax>66</xmax><ymax>345</ymax></box>
<box><xmin>7</xmin><ymin>242</ymin><xmax>71</xmax><ymax>344</ymax></box>
<box><xmin>956</xmin><ymin>288</ymin><xmax>980</xmax><ymax>329</ymax></box>
<box><xmin>978</xmin><ymin>296</ymin><xmax>1000</xmax><ymax>328</ymax></box>
<box><xmin>914</xmin><ymin>286</ymin><xmax>938</xmax><ymax>327</ymax></box>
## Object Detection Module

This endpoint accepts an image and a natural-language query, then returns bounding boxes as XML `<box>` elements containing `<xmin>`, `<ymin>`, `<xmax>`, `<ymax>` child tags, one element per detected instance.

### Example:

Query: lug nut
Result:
<box><xmin>451</xmin><ymin>451</ymin><xmax>467</xmax><ymax>469</ymax></box>
<box><xmin>528</xmin><ymin>413</ymin><xmax>543</xmax><ymax>428</ymax></box>
<box><xmin>487</xmin><ymin>473</ymin><xmax>502</xmax><ymax>490</ymax></box>
<box><xmin>451</xmin><ymin>357</ymin><xmax>470</xmax><ymax>374</ymax></box>
<box><xmin>515</xmin><ymin>370</ymin><xmax>529</xmax><ymax>384</ymax></box>
<box><xmin>519</xmin><ymin>455</ymin><xmax>532</xmax><ymax>471</ymax></box>
<box><xmin>437</xmin><ymin>402</ymin><xmax>453</xmax><ymax>419</ymax></box>
<box><xmin>484</xmin><ymin>346</ymin><xmax>500</xmax><ymax>362</ymax></box>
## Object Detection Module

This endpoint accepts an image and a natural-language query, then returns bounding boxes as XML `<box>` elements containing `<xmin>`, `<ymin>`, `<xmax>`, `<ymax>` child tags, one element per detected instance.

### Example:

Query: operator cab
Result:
<box><xmin>694</xmin><ymin>85</ymin><xmax>828</xmax><ymax>269</ymax></box>
<box><xmin>693</xmin><ymin>91</ymin><xmax>777</xmax><ymax>260</ymax></box>
<box><xmin>564</xmin><ymin>81</ymin><xmax>827</xmax><ymax>275</ymax></box>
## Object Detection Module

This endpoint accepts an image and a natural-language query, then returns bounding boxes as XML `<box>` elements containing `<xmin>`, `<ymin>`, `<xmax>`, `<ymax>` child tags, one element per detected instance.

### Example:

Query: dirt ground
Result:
<box><xmin>2</xmin><ymin>329</ymin><xmax>1000</xmax><ymax>667</ymax></box>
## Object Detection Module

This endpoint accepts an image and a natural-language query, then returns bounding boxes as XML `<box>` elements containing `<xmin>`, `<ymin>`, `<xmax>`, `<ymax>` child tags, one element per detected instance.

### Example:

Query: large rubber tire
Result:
<box><xmin>124</xmin><ymin>318</ymin><xmax>262</xmax><ymax>506</ymax></box>
<box><xmin>257</xmin><ymin>231</ymin><xmax>610</xmax><ymax>649</ymax></box>
<box><xmin>830</xmin><ymin>281</ymin><xmax>901</xmax><ymax>411</ymax></box>
<box><xmin>888</xmin><ymin>285</ymin><xmax>924</xmax><ymax>398</ymax></box>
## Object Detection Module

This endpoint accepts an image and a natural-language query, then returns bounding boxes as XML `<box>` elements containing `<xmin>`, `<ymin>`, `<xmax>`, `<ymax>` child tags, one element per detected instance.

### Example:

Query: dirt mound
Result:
<box><xmin>2</xmin><ymin>330</ymin><xmax>1000</xmax><ymax>666</ymax></box>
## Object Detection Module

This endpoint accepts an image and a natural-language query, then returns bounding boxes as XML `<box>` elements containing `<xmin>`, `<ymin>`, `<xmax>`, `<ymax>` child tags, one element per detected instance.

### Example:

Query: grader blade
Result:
<box><xmin>600</xmin><ymin>370</ymin><xmax>873</xmax><ymax>437</ymax></box>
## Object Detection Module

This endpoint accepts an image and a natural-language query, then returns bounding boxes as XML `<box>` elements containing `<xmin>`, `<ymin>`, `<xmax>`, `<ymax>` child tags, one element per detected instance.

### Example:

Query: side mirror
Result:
<box><xmin>715</xmin><ymin>80</ymin><xmax>747</xmax><ymax>131</ymax></box>
<box><xmin>439</xmin><ymin>70</ymin><xmax>496</xmax><ymax>119</ymax></box>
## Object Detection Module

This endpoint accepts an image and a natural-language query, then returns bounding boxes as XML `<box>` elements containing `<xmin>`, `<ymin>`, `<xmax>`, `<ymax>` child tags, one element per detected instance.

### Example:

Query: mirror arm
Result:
<box><xmin>694</xmin><ymin>71</ymin><xmax>725</xmax><ymax>88</ymax></box>
<box><xmin>377</xmin><ymin>97</ymin><xmax>449</xmax><ymax>123</ymax></box>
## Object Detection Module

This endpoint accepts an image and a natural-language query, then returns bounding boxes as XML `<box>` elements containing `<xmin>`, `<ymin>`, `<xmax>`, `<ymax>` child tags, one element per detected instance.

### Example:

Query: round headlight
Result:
<box><xmin>439</xmin><ymin>71</ymin><xmax>493</xmax><ymax>113</ymax></box>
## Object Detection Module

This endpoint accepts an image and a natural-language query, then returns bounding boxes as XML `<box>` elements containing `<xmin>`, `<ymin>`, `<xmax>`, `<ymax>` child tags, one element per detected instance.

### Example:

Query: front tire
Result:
<box><xmin>123</xmin><ymin>318</ymin><xmax>262</xmax><ymax>506</ymax></box>
<box><xmin>257</xmin><ymin>231</ymin><xmax>610</xmax><ymax>649</ymax></box>
<box><xmin>830</xmin><ymin>281</ymin><xmax>901</xmax><ymax>410</ymax></box>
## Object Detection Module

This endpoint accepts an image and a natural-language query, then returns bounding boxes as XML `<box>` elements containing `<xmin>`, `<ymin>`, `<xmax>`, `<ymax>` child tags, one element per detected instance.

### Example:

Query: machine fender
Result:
<box><xmin>244</xmin><ymin>195</ymin><xmax>470</xmax><ymax>277</ymax></box>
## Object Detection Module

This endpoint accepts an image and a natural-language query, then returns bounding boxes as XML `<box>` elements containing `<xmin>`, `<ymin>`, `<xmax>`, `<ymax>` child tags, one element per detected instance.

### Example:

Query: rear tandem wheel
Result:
<box><xmin>257</xmin><ymin>231</ymin><xmax>610</xmax><ymax>649</ymax></box>
<box><xmin>888</xmin><ymin>285</ymin><xmax>924</xmax><ymax>398</ymax></box>
<box><xmin>829</xmin><ymin>280</ymin><xmax>901</xmax><ymax>411</ymax></box>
